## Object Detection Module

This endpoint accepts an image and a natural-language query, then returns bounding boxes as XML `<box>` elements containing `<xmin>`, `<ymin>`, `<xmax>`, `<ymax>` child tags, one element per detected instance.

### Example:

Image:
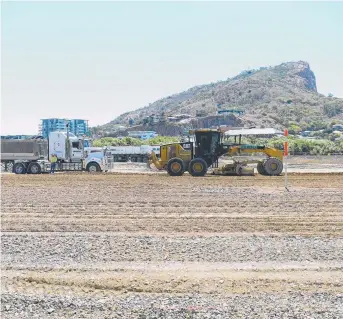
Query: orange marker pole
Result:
<box><xmin>284</xmin><ymin>129</ymin><xmax>289</xmax><ymax>191</ymax></box>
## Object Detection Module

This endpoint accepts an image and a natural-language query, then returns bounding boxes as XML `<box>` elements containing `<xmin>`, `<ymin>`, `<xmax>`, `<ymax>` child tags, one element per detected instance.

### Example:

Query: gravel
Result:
<box><xmin>2</xmin><ymin>292</ymin><xmax>343</xmax><ymax>319</ymax></box>
<box><xmin>2</xmin><ymin>234</ymin><xmax>343</xmax><ymax>267</ymax></box>
<box><xmin>2</xmin><ymin>173</ymin><xmax>342</xmax><ymax>318</ymax></box>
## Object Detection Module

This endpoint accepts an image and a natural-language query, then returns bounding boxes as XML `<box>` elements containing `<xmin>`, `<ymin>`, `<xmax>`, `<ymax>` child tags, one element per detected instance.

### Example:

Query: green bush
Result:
<box><xmin>262</xmin><ymin>136</ymin><xmax>342</xmax><ymax>155</ymax></box>
<box><xmin>93</xmin><ymin>135</ymin><xmax>343</xmax><ymax>155</ymax></box>
<box><xmin>145</xmin><ymin>136</ymin><xmax>180</xmax><ymax>145</ymax></box>
<box><xmin>323</xmin><ymin>103</ymin><xmax>343</xmax><ymax>117</ymax></box>
<box><xmin>93</xmin><ymin>136</ymin><xmax>180</xmax><ymax>147</ymax></box>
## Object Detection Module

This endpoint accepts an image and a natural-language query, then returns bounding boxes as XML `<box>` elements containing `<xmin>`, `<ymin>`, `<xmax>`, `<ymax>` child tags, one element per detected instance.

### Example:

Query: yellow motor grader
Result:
<box><xmin>148</xmin><ymin>128</ymin><xmax>284</xmax><ymax>177</ymax></box>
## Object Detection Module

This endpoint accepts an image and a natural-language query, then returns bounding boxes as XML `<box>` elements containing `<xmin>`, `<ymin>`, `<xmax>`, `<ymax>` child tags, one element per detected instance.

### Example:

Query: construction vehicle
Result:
<box><xmin>1</xmin><ymin>131</ymin><xmax>112</xmax><ymax>174</ymax></box>
<box><xmin>148</xmin><ymin>128</ymin><xmax>284</xmax><ymax>176</ymax></box>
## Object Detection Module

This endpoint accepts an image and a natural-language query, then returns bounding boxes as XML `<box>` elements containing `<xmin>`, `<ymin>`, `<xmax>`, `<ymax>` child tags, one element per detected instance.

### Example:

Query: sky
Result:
<box><xmin>1</xmin><ymin>1</ymin><xmax>343</xmax><ymax>135</ymax></box>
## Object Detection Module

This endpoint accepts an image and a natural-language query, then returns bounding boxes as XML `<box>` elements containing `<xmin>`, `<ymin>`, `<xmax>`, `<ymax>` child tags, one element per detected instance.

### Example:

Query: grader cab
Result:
<box><xmin>148</xmin><ymin>128</ymin><xmax>284</xmax><ymax>177</ymax></box>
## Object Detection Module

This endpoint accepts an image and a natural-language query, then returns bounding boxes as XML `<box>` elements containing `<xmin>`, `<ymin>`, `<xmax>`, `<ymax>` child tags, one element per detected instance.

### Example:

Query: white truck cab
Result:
<box><xmin>48</xmin><ymin>131</ymin><xmax>83</xmax><ymax>162</ymax></box>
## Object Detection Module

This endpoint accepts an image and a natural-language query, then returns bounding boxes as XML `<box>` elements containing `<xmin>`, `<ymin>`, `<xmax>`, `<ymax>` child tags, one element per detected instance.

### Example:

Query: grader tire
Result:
<box><xmin>263</xmin><ymin>158</ymin><xmax>283</xmax><ymax>176</ymax></box>
<box><xmin>257</xmin><ymin>162</ymin><xmax>267</xmax><ymax>175</ymax></box>
<box><xmin>167</xmin><ymin>158</ymin><xmax>185</xmax><ymax>176</ymax></box>
<box><xmin>188</xmin><ymin>158</ymin><xmax>208</xmax><ymax>177</ymax></box>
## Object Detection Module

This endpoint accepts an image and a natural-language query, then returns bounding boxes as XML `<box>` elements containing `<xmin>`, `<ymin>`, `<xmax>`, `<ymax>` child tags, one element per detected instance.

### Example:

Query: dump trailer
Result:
<box><xmin>1</xmin><ymin>132</ymin><xmax>111</xmax><ymax>174</ymax></box>
<box><xmin>108</xmin><ymin>145</ymin><xmax>160</xmax><ymax>163</ymax></box>
<box><xmin>1</xmin><ymin>139</ymin><xmax>48</xmax><ymax>161</ymax></box>
<box><xmin>148</xmin><ymin>128</ymin><xmax>284</xmax><ymax>176</ymax></box>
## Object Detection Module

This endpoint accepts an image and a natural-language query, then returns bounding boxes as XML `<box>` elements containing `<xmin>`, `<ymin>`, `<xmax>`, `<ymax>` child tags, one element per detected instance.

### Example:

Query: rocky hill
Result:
<box><xmin>97</xmin><ymin>61</ymin><xmax>343</xmax><ymax>135</ymax></box>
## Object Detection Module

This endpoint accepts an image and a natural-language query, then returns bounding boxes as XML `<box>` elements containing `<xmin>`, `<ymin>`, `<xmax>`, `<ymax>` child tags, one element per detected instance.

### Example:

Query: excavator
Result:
<box><xmin>148</xmin><ymin>128</ymin><xmax>284</xmax><ymax>176</ymax></box>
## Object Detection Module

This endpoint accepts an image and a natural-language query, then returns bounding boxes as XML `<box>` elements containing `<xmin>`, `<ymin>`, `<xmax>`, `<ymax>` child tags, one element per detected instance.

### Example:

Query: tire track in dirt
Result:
<box><xmin>2</xmin><ymin>173</ymin><xmax>342</xmax><ymax>318</ymax></box>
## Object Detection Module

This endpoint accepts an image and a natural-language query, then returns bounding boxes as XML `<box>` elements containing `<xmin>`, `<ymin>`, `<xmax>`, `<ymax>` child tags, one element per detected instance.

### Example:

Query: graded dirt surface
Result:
<box><xmin>1</xmin><ymin>173</ymin><xmax>343</xmax><ymax>318</ymax></box>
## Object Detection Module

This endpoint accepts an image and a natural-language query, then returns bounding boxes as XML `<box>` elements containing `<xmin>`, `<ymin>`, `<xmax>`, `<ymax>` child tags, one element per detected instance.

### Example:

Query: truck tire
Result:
<box><xmin>263</xmin><ymin>158</ymin><xmax>283</xmax><ymax>176</ymax></box>
<box><xmin>167</xmin><ymin>158</ymin><xmax>185</xmax><ymax>176</ymax></box>
<box><xmin>188</xmin><ymin>158</ymin><xmax>208</xmax><ymax>177</ymax></box>
<box><xmin>28</xmin><ymin>162</ymin><xmax>42</xmax><ymax>174</ymax></box>
<box><xmin>257</xmin><ymin>162</ymin><xmax>267</xmax><ymax>175</ymax></box>
<box><xmin>13</xmin><ymin>163</ymin><xmax>27</xmax><ymax>174</ymax></box>
<box><xmin>87</xmin><ymin>162</ymin><xmax>101</xmax><ymax>172</ymax></box>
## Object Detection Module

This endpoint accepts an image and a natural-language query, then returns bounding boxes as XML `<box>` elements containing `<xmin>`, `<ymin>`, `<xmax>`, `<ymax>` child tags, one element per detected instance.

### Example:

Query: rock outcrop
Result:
<box><xmin>97</xmin><ymin>61</ymin><xmax>342</xmax><ymax>134</ymax></box>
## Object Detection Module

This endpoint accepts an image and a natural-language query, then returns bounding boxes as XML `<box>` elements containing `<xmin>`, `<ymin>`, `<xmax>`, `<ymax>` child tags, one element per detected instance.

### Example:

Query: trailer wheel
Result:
<box><xmin>263</xmin><ymin>158</ymin><xmax>283</xmax><ymax>176</ymax></box>
<box><xmin>13</xmin><ymin>163</ymin><xmax>27</xmax><ymax>174</ymax></box>
<box><xmin>167</xmin><ymin>158</ymin><xmax>185</xmax><ymax>176</ymax></box>
<box><xmin>28</xmin><ymin>162</ymin><xmax>42</xmax><ymax>174</ymax></box>
<box><xmin>188</xmin><ymin>158</ymin><xmax>208</xmax><ymax>177</ymax></box>
<box><xmin>257</xmin><ymin>162</ymin><xmax>267</xmax><ymax>175</ymax></box>
<box><xmin>87</xmin><ymin>162</ymin><xmax>101</xmax><ymax>172</ymax></box>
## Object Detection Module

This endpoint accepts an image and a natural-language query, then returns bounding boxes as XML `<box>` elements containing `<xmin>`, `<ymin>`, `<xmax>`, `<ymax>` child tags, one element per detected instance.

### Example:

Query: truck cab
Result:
<box><xmin>48</xmin><ymin>131</ymin><xmax>83</xmax><ymax>162</ymax></box>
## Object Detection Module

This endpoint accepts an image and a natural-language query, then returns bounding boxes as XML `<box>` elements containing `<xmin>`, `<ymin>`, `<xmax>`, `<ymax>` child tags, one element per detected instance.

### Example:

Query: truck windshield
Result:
<box><xmin>72</xmin><ymin>141</ymin><xmax>81</xmax><ymax>149</ymax></box>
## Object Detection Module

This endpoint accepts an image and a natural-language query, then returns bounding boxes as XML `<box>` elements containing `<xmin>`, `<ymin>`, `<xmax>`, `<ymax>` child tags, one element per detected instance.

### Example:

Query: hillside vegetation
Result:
<box><xmin>93</xmin><ymin>136</ymin><xmax>179</xmax><ymax>147</ymax></box>
<box><xmin>93</xmin><ymin>135</ymin><xmax>343</xmax><ymax>155</ymax></box>
<box><xmin>98</xmin><ymin>61</ymin><xmax>343</xmax><ymax>134</ymax></box>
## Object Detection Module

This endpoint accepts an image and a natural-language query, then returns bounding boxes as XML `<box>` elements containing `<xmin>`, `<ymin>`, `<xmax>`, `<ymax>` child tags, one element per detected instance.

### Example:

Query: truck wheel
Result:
<box><xmin>87</xmin><ymin>162</ymin><xmax>101</xmax><ymax>172</ymax></box>
<box><xmin>188</xmin><ymin>158</ymin><xmax>208</xmax><ymax>177</ymax></box>
<box><xmin>167</xmin><ymin>158</ymin><xmax>185</xmax><ymax>176</ymax></box>
<box><xmin>263</xmin><ymin>158</ymin><xmax>283</xmax><ymax>176</ymax></box>
<box><xmin>28</xmin><ymin>162</ymin><xmax>41</xmax><ymax>174</ymax></box>
<box><xmin>13</xmin><ymin>163</ymin><xmax>27</xmax><ymax>174</ymax></box>
<box><xmin>257</xmin><ymin>162</ymin><xmax>267</xmax><ymax>175</ymax></box>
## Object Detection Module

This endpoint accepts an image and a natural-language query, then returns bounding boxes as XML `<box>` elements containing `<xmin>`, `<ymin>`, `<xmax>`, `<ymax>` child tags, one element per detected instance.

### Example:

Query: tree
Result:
<box><xmin>323</xmin><ymin>104</ymin><xmax>343</xmax><ymax>117</ymax></box>
<box><xmin>288</xmin><ymin>124</ymin><xmax>301</xmax><ymax>135</ymax></box>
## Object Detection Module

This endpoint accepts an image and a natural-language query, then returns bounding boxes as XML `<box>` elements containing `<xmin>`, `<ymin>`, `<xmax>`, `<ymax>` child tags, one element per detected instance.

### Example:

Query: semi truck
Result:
<box><xmin>1</xmin><ymin>131</ymin><xmax>111</xmax><ymax>174</ymax></box>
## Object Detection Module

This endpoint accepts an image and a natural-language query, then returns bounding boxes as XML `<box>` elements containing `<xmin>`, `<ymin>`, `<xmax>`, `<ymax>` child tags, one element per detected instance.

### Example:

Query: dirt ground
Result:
<box><xmin>1</xmin><ymin>173</ymin><xmax>343</xmax><ymax>318</ymax></box>
<box><xmin>110</xmin><ymin>155</ymin><xmax>343</xmax><ymax>174</ymax></box>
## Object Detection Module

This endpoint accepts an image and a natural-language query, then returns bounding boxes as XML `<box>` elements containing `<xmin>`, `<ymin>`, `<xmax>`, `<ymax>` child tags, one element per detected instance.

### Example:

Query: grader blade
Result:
<box><xmin>213</xmin><ymin>163</ymin><xmax>254</xmax><ymax>176</ymax></box>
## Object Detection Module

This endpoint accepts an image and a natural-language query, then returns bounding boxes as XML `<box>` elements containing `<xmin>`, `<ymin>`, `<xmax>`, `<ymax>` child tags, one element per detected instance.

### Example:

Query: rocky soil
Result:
<box><xmin>1</xmin><ymin>173</ymin><xmax>342</xmax><ymax>318</ymax></box>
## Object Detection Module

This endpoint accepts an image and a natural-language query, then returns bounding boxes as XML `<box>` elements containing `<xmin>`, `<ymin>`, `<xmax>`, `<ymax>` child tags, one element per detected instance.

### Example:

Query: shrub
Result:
<box><xmin>93</xmin><ymin>136</ymin><xmax>180</xmax><ymax>147</ymax></box>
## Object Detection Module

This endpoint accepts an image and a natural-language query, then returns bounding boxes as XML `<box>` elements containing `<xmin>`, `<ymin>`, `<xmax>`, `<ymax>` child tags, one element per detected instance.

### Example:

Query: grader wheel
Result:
<box><xmin>188</xmin><ymin>158</ymin><xmax>208</xmax><ymax>177</ymax></box>
<box><xmin>263</xmin><ymin>158</ymin><xmax>283</xmax><ymax>176</ymax></box>
<box><xmin>167</xmin><ymin>158</ymin><xmax>185</xmax><ymax>176</ymax></box>
<box><xmin>257</xmin><ymin>162</ymin><xmax>267</xmax><ymax>175</ymax></box>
